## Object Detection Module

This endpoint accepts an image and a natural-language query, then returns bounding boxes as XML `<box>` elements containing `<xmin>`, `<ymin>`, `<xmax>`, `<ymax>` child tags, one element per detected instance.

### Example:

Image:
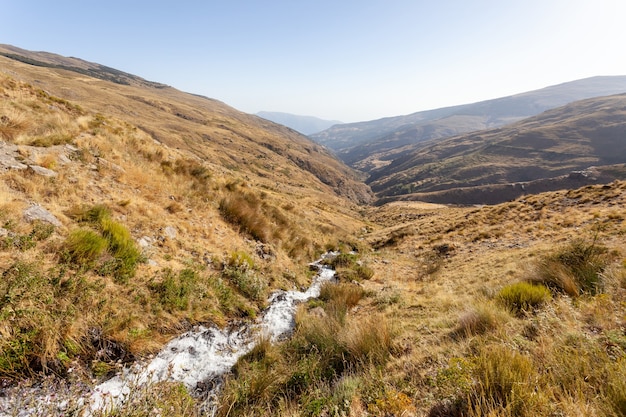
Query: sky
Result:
<box><xmin>2</xmin><ymin>0</ymin><xmax>626</xmax><ymax>122</ymax></box>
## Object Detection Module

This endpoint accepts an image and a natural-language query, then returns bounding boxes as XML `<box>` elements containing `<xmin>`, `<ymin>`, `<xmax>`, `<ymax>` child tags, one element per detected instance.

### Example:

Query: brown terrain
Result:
<box><xmin>0</xmin><ymin>46</ymin><xmax>624</xmax><ymax>417</ymax></box>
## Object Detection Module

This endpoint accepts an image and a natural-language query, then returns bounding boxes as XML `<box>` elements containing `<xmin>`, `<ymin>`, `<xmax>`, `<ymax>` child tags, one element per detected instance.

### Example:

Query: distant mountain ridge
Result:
<box><xmin>368</xmin><ymin>93</ymin><xmax>626</xmax><ymax>204</ymax></box>
<box><xmin>311</xmin><ymin>76</ymin><xmax>626</xmax><ymax>171</ymax></box>
<box><xmin>256</xmin><ymin>111</ymin><xmax>342</xmax><ymax>135</ymax></box>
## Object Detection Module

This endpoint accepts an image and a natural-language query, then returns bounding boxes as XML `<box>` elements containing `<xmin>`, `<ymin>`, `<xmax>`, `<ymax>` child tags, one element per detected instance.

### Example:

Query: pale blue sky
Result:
<box><xmin>2</xmin><ymin>1</ymin><xmax>625</xmax><ymax>122</ymax></box>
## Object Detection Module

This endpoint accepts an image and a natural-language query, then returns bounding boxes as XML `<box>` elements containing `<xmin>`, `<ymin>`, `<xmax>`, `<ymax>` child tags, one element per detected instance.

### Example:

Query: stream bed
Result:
<box><xmin>0</xmin><ymin>254</ymin><xmax>337</xmax><ymax>416</ymax></box>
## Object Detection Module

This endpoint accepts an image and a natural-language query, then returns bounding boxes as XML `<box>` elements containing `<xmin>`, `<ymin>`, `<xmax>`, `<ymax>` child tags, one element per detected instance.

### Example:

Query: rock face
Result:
<box><xmin>23</xmin><ymin>204</ymin><xmax>62</xmax><ymax>227</ymax></box>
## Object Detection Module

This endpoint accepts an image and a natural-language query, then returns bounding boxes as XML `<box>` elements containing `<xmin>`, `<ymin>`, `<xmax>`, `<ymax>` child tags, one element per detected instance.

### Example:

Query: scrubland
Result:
<box><xmin>0</xmin><ymin>62</ymin><xmax>625</xmax><ymax>416</ymax></box>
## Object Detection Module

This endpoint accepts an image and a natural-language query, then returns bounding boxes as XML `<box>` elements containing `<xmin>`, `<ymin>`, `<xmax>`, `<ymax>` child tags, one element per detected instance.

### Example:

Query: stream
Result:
<box><xmin>0</xmin><ymin>254</ymin><xmax>337</xmax><ymax>416</ymax></box>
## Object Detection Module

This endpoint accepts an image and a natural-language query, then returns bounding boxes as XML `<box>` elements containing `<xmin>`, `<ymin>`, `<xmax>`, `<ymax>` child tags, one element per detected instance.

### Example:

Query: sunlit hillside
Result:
<box><xmin>0</xmin><ymin>51</ymin><xmax>370</xmax><ymax>381</ymax></box>
<box><xmin>0</xmin><ymin>46</ymin><xmax>625</xmax><ymax>417</ymax></box>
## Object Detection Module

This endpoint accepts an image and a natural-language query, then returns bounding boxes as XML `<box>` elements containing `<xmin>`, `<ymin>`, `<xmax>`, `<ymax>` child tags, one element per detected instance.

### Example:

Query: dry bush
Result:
<box><xmin>0</xmin><ymin>109</ymin><xmax>31</xmax><ymax>141</ymax></box>
<box><xmin>531</xmin><ymin>237</ymin><xmax>611</xmax><ymax>296</ymax></box>
<box><xmin>219</xmin><ymin>192</ymin><xmax>271</xmax><ymax>242</ymax></box>
<box><xmin>453</xmin><ymin>302</ymin><xmax>508</xmax><ymax>338</ymax></box>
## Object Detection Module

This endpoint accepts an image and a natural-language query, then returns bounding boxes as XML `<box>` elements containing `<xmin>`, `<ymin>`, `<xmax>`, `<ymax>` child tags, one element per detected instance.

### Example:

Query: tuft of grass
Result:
<box><xmin>63</xmin><ymin>229</ymin><xmax>108</xmax><ymax>267</ymax></box>
<box><xmin>532</xmin><ymin>237</ymin><xmax>611</xmax><ymax>296</ymax></box>
<box><xmin>0</xmin><ymin>111</ymin><xmax>30</xmax><ymax>141</ymax></box>
<box><xmin>469</xmin><ymin>346</ymin><xmax>537</xmax><ymax>417</ymax></box>
<box><xmin>100</xmin><ymin>218</ymin><xmax>142</xmax><ymax>283</ymax></box>
<box><xmin>453</xmin><ymin>303</ymin><xmax>507</xmax><ymax>338</ymax></box>
<box><xmin>219</xmin><ymin>192</ymin><xmax>271</xmax><ymax>242</ymax></box>
<box><xmin>150</xmin><ymin>268</ymin><xmax>198</xmax><ymax>312</ymax></box>
<box><xmin>62</xmin><ymin>205</ymin><xmax>142</xmax><ymax>283</ymax></box>
<box><xmin>497</xmin><ymin>281</ymin><xmax>551</xmax><ymax>315</ymax></box>
<box><xmin>605</xmin><ymin>358</ymin><xmax>626</xmax><ymax>416</ymax></box>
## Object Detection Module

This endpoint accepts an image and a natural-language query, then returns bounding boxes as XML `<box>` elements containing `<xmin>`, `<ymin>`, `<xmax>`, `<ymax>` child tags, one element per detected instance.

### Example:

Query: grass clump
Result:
<box><xmin>0</xmin><ymin>261</ymin><xmax>98</xmax><ymax>379</ymax></box>
<box><xmin>219</xmin><ymin>192</ymin><xmax>271</xmax><ymax>242</ymax></box>
<box><xmin>497</xmin><ymin>281</ymin><xmax>551</xmax><ymax>314</ymax></box>
<box><xmin>150</xmin><ymin>268</ymin><xmax>199</xmax><ymax>312</ymax></box>
<box><xmin>323</xmin><ymin>252</ymin><xmax>374</xmax><ymax>282</ymax></box>
<box><xmin>453</xmin><ymin>303</ymin><xmax>507</xmax><ymax>338</ymax></box>
<box><xmin>63</xmin><ymin>204</ymin><xmax>142</xmax><ymax>283</ymax></box>
<box><xmin>63</xmin><ymin>229</ymin><xmax>108</xmax><ymax>267</ymax></box>
<box><xmin>100</xmin><ymin>218</ymin><xmax>142</xmax><ymax>283</ymax></box>
<box><xmin>533</xmin><ymin>237</ymin><xmax>611</xmax><ymax>296</ymax></box>
<box><xmin>469</xmin><ymin>346</ymin><xmax>538</xmax><ymax>417</ymax></box>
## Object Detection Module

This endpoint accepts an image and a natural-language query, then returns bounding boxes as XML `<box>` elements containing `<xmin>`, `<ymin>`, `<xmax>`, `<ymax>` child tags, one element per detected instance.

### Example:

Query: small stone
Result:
<box><xmin>164</xmin><ymin>226</ymin><xmax>177</xmax><ymax>239</ymax></box>
<box><xmin>28</xmin><ymin>165</ymin><xmax>58</xmax><ymax>177</ymax></box>
<box><xmin>23</xmin><ymin>204</ymin><xmax>62</xmax><ymax>227</ymax></box>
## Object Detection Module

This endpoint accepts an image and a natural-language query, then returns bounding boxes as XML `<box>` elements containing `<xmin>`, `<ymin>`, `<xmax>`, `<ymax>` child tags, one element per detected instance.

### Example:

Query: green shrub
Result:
<box><xmin>100</xmin><ymin>218</ymin><xmax>142</xmax><ymax>283</ymax></box>
<box><xmin>223</xmin><ymin>267</ymin><xmax>267</xmax><ymax>302</ymax></box>
<box><xmin>497</xmin><ymin>281</ymin><xmax>551</xmax><ymax>314</ymax></box>
<box><xmin>0</xmin><ymin>221</ymin><xmax>55</xmax><ymax>252</ymax></box>
<box><xmin>63</xmin><ymin>205</ymin><xmax>141</xmax><ymax>283</ymax></box>
<box><xmin>325</xmin><ymin>252</ymin><xmax>358</xmax><ymax>269</ymax></box>
<box><xmin>63</xmin><ymin>229</ymin><xmax>108</xmax><ymax>267</ymax></box>
<box><xmin>151</xmin><ymin>268</ymin><xmax>198</xmax><ymax>312</ymax></box>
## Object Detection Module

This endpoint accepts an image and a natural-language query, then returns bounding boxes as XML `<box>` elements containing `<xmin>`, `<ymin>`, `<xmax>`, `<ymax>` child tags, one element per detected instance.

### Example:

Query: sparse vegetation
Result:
<box><xmin>2</xmin><ymin>52</ymin><xmax>626</xmax><ymax>417</ymax></box>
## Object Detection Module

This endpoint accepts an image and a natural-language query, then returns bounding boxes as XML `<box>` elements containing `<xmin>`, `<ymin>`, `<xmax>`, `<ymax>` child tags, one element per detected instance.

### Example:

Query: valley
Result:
<box><xmin>0</xmin><ymin>46</ymin><xmax>625</xmax><ymax>417</ymax></box>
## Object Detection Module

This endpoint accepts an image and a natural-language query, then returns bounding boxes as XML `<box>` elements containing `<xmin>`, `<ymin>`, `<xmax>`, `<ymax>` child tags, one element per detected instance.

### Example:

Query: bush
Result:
<box><xmin>497</xmin><ymin>281</ymin><xmax>551</xmax><ymax>314</ymax></box>
<box><xmin>533</xmin><ymin>237</ymin><xmax>611</xmax><ymax>296</ymax></box>
<box><xmin>453</xmin><ymin>303</ymin><xmax>507</xmax><ymax>338</ymax></box>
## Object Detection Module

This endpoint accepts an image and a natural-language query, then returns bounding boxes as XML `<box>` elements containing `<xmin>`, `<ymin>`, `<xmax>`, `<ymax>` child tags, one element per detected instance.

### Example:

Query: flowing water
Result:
<box><xmin>0</xmin><ymin>255</ymin><xmax>336</xmax><ymax>416</ymax></box>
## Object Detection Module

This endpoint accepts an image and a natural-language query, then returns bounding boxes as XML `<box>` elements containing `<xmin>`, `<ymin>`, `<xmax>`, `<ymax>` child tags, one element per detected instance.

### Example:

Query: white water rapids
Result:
<box><xmin>0</xmin><ymin>255</ymin><xmax>337</xmax><ymax>416</ymax></box>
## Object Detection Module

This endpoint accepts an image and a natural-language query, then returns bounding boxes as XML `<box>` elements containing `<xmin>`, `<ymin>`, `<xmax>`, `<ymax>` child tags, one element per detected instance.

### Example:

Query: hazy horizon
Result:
<box><xmin>3</xmin><ymin>0</ymin><xmax>626</xmax><ymax>122</ymax></box>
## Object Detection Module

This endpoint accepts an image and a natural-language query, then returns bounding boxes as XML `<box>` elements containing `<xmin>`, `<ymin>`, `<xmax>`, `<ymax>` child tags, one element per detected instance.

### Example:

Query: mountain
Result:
<box><xmin>0</xmin><ymin>45</ymin><xmax>372</xmax><ymax>383</ymax></box>
<box><xmin>0</xmin><ymin>44</ymin><xmax>370</xmax><ymax>204</ymax></box>
<box><xmin>256</xmin><ymin>111</ymin><xmax>342</xmax><ymax>135</ymax></box>
<box><xmin>2</xmin><ymin>45</ymin><xmax>626</xmax><ymax>417</ymax></box>
<box><xmin>368</xmin><ymin>93</ymin><xmax>626</xmax><ymax>204</ymax></box>
<box><xmin>310</xmin><ymin>76</ymin><xmax>626</xmax><ymax>171</ymax></box>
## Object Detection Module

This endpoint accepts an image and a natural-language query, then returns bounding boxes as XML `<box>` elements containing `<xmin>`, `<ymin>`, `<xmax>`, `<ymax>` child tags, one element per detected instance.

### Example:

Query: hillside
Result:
<box><xmin>0</xmin><ymin>45</ymin><xmax>371</xmax><ymax>204</ymax></box>
<box><xmin>367</xmin><ymin>93</ymin><xmax>626</xmax><ymax>204</ymax></box>
<box><xmin>0</xmin><ymin>46</ymin><xmax>372</xmax><ymax>384</ymax></box>
<box><xmin>1</xmin><ymin>45</ymin><xmax>625</xmax><ymax>417</ymax></box>
<box><xmin>256</xmin><ymin>111</ymin><xmax>342</xmax><ymax>135</ymax></box>
<box><xmin>310</xmin><ymin>76</ymin><xmax>626</xmax><ymax>170</ymax></box>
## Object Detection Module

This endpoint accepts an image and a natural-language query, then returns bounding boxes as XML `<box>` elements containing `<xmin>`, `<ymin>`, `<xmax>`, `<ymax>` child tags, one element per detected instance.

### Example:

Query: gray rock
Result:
<box><xmin>23</xmin><ymin>205</ymin><xmax>62</xmax><ymax>227</ymax></box>
<box><xmin>138</xmin><ymin>236</ymin><xmax>154</xmax><ymax>248</ymax></box>
<box><xmin>97</xmin><ymin>157</ymin><xmax>125</xmax><ymax>173</ymax></box>
<box><xmin>28</xmin><ymin>165</ymin><xmax>58</xmax><ymax>177</ymax></box>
